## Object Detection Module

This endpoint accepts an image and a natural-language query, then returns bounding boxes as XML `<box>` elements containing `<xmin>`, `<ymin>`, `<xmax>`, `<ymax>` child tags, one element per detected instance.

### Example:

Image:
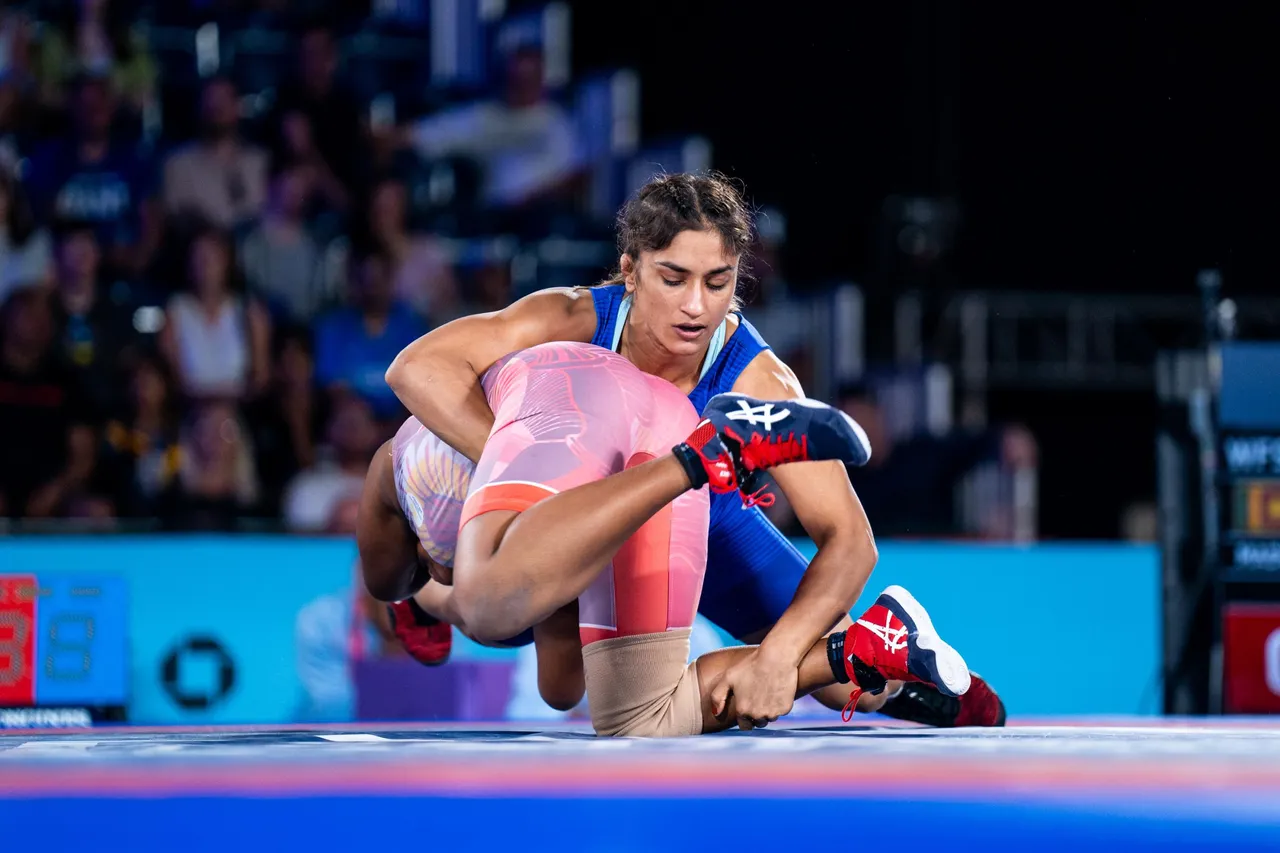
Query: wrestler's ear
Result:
<box><xmin>619</xmin><ymin>254</ymin><xmax>636</xmax><ymax>293</ymax></box>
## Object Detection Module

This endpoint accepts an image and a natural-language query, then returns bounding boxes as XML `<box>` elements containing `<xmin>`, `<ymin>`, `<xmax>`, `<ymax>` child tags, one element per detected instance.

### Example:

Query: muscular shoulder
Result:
<box><xmin>732</xmin><ymin>349</ymin><xmax>805</xmax><ymax>400</ymax></box>
<box><xmin>499</xmin><ymin>287</ymin><xmax>598</xmax><ymax>344</ymax></box>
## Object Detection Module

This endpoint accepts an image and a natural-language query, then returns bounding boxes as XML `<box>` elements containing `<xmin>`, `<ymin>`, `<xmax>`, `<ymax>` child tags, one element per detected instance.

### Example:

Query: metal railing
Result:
<box><xmin>895</xmin><ymin>289</ymin><xmax>1280</xmax><ymax>423</ymax></box>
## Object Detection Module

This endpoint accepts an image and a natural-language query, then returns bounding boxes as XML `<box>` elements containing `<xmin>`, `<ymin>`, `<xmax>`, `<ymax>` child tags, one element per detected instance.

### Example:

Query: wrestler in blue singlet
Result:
<box><xmin>590</xmin><ymin>284</ymin><xmax>816</xmax><ymax>640</ymax></box>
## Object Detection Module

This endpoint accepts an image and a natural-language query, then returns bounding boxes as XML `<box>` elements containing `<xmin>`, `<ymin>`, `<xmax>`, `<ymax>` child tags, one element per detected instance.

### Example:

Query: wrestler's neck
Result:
<box><xmin>618</xmin><ymin>321</ymin><xmax>704</xmax><ymax>394</ymax></box>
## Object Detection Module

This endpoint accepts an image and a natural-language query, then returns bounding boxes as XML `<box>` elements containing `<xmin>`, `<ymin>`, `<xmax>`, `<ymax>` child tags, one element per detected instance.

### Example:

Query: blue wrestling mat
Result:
<box><xmin>3</xmin><ymin>718</ymin><xmax>1280</xmax><ymax>852</ymax></box>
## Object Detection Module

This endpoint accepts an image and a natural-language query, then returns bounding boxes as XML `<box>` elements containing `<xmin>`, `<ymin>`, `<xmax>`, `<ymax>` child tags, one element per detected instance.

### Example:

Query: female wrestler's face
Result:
<box><xmin>621</xmin><ymin>228</ymin><xmax>738</xmax><ymax>360</ymax></box>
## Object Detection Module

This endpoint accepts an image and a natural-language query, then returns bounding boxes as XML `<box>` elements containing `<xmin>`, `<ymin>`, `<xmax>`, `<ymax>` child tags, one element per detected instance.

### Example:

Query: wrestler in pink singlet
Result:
<box><xmin>391</xmin><ymin>415</ymin><xmax>472</xmax><ymax>570</ymax></box>
<box><xmin>394</xmin><ymin>340</ymin><xmax>710</xmax><ymax>646</ymax></box>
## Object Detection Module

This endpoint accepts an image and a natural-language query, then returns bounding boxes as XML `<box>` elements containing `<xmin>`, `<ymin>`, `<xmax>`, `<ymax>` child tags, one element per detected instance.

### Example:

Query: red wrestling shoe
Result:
<box><xmin>672</xmin><ymin>419</ymin><xmax>740</xmax><ymax>495</ymax></box>
<box><xmin>829</xmin><ymin>585</ymin><xmax>970</xmax><ymax>721</ymax></box>
<box><xmin>878</xmin><ymin>673</ymin><xmax>1007</xmax><ymax>728</ymax></box>
<box><xmin>387</xmin><ymin>597</ymin><xmax>452</xmax><ymax>666</ymax></box>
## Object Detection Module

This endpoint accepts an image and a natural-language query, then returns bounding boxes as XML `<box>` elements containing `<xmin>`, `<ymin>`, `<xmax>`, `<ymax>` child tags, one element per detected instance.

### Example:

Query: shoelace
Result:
<box><xmin>741</xmin><ymin>431</ymin><xmax>809</xmax><ymax>470</ymax></box>
<box><xmin>842</xmin><ymin>687</ymin><xmax>864</xmax><ymax>723</ymax></box>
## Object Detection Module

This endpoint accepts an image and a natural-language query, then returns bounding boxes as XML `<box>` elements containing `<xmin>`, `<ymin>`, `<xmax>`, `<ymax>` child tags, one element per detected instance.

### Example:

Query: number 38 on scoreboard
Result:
<box><xmin>0</xmin><ymin>575</ymin><xmax>129</xmax><ymax>714</ymax></box>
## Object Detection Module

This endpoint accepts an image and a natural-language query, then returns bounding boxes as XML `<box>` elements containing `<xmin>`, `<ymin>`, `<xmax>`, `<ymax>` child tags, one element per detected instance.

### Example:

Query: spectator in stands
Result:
<box><xmin>295</xmin><ymin>494</ymin><xmax>404</xmax><ymax>723</ymax></box>
<box><xmin>51</xmin><ymin>219</ymin><xmax>141</xmax><ymax>416</ymax></box>
<box><xmin>326</xmin><ymin>492</ymin><xmax>360</xmax><ymax>532</ymax></box>
<box><xmin>267</xmin><ymin>22</ymin><xmax>361</xmax><ymax>207</ymax></box>
<box><xmin>246</xmin><ymin>326</ymin><xmax>320</xmax><ymax>515</ymax></box>
<box><xmin>355</xmin><ymin>174</ymin><xmax>458</xmax><ymax>321</ymax></box>
<box><xmin>161</xmin><ymin>398</ymin><xmax>260</xmax><ymax>530</ymax></box>
<box><xmin>738</xmin><ymin>207</ymin><xmax>815</xmax><ymax>377</ymax></box>
<box><xmin>240</xmin><ymin>163</ymin><xmax>344</xmax><ymax>324</ymax></box>
<box><xmin>1122</xmin><ymin>502</ymin><xmax>1157</xmax><ymax>542</ymax></box>
<box><xmin>23</xmin><ymin>73</ymin><xmax>161</xmax><ymax>277</ymax></box>
<box><xmin>158</xmin><ymin>0</ymin><xmax>297</xmax><ymax>29</ymax></box>
<box><xmin>0</xmin><ymin>169</ymin><xmax>51</xmax><ymax>300</ymax></box>
<box><xmin>159</xmin><ymin>226</ymin><xmax>271</xmax><ymax>403</ymax></box>
<box><xmin>163</xmin><ymin>75</ymin><xmax>269</xmax><ymax>233</ymax></box>
<box><xmin>395</xmin><ymin>43</ymin><xmax>581</xmax><ymax>218</ymax></box>
<box><xmin>365</xmin><ymin>0</ymin><xmax>428</xmax><ymax>32</ymax></box>
<box><xmin>282</xmin><ymin>395</ymin><xmax>377</xmax><ymax>531</ymax></box>
<box><xmin>242</xmin><ymin>0</ymin><xmax>300</xmax><ymax>28</ymax></box>
<box><xmin>0</xmin><ymin>70</ymin><xmax>35</xmax><ymax>177</ymax></box>
<box><xmin>839</xmin><ymin>385</ymin><xmax>1038</xmax><ymax>537</ymax></box>
<box><xmin>275</xmin><ymin>107</ymin><xmax>349</xmax><ymax>222</ymax></box>
<box><xmin>98</xmin><ymin>351</ymin><xmax>182</xmax><ymax>518</ymax></box>
<box><xmin>0</xmin><ymin>5</ymin><xmax>35</xmax><ymax>86</ymax></box>
<box><xmin>0</xmin><ymin>287</ymin><xmax>97</xmax><ymax>519</ymax></box>
<box><xmin>33</xmin><ymin>0</ymin><xmax>157</xmax><ymax>116</ymax></box>
<box><xmin>313</xmin><ymin>248</ymin><xmax>427</xmax><ymax>427</ymax></box>
<box><xmin>462</xmin><ymin>259</ymin><xmax>513</xmax><ymax>316</ymax></box>
<box><xmin>748</xmin><ymin>207</ymin><xmax>792</xmax><ymax>307</ymax></box>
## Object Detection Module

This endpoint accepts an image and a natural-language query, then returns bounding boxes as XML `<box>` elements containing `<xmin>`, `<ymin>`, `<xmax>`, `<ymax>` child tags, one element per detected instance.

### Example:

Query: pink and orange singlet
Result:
<box><xmin>392</xmin><ymin>341</ymin><xmax>710</xmax><ymax>646</ymax></box>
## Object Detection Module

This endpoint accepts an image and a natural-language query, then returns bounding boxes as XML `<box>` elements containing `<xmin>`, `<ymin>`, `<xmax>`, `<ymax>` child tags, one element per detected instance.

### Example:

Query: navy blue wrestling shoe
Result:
<box><xmin>673</xmin><ymin>392</ymin><xmax>872</xmax><ymax>506</ymax></box>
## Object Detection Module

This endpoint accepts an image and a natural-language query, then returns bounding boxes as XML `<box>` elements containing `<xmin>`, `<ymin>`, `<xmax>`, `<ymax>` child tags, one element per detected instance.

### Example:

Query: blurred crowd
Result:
<box><xmin>0</xmin><ymin>0</ymin><xmax>595</xmax><ymax>530</ymax></box>
<box><xmin>0</xmin><ymin>0</ymin><xmax>1035</xmax><ymax>540</ymax></box>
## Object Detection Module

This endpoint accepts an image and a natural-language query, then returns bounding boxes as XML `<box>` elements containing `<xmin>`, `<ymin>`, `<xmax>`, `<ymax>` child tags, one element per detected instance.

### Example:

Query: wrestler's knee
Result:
<box><xmin>449</xmin><ymin>569</ymin><xmax>505</xmax><ymax>643</ymax></box>
<box><xmin>454</xmin><ymin>605</ymin><xmax>524</xmax><ymax>645</ymax></box>
<box><xmin>583</xmin><ymin>632</ymin><xmax>703</xmax><ymax>738</ymax></box>
<box><xmin>592</xmin><ymin>661</ymin><xmax>702</xmax><ymax>738</ymax></box>
<box><xmin>541</xmin><ymin>680</ymin><xmax>584</xmax><ymax>712</ymax></box>
<box><xmin>449</xmin><ymin>581</ymin><xmax>514</xmax><ymax>642</ymax></box>
<box><xmin>534</xmin><ymin>607</ymin><xmax>584</xmax><ymax>712</ymax></box>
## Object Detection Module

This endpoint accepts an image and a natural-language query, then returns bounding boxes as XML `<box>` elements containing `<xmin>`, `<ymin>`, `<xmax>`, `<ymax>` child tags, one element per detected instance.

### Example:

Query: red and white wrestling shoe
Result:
<box><xmin>673</xmin><ymin>392</ymin><xmax>872</xmax><ymax>505</ymax></box>
<box><xmin>878</xmin><ymin>674</ymin><xmax>1007</xmax><ymax>728</ymax></box>
<box><xmin>830</xmin><ymin>585</ymin><xmax>970</xmax><ymax>721</ymax></box>
<box><xmin>387</xmin><ymin>597</ymin><xmax>452</xmax><ymax>666</ymax></box>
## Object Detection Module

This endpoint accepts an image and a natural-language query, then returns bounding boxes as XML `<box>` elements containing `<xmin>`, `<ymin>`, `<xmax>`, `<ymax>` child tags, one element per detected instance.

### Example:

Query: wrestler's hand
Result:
<box><xmin>710</xmin><ymin>648</ymin><xmax>798</xmax><ymax>731</ymax></box>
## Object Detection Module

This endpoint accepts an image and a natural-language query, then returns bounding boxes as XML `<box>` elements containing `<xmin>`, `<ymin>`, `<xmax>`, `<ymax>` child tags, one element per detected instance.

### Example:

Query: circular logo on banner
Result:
<box><xmin>160</xmin><ymin>636</ymin><xmax>236</xmax><ymax>710</ymax></box>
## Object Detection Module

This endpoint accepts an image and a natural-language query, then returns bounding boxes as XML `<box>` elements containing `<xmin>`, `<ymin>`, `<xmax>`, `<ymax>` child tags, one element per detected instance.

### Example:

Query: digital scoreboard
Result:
<box><xmin>0</xmin><ymin>574</ymin><xmax>129</xmax><ymax>728</ymax></box>
<box><xmin>1221</xmin><ymin>433</ymin><xmax>1280</xmax><ymax>579</ymax></box>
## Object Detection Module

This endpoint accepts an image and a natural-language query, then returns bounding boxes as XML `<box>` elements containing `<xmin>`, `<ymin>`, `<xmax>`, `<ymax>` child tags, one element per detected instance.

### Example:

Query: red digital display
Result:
<box><xmin>1223</xmin><ymin>603</ymin><xmax>1280</xmax><ymax>714</ymax></box>
<box><xmin>0</xmin><ymin>575</ymin><xmax>37</xmax><ymax>707</ymax></box>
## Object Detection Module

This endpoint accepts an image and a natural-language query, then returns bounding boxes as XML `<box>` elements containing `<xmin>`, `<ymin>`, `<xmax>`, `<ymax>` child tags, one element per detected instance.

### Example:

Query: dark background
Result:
<box><xmin>569</xmin><ymin>2</ymin><xmax>1280</xmax><ymax>538</ymax></box>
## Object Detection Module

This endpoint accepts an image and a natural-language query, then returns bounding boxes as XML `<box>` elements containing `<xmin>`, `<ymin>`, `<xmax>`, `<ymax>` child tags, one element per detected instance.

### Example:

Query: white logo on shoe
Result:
<box><xmin>725</xmin><ymin>400</ymin><xmax>791</xmax><ymax>431</ymax></box>
<box><xmin>856</xmin><ymin>612</ymin><xmax>908</xmax><ymax>652</ymax></box>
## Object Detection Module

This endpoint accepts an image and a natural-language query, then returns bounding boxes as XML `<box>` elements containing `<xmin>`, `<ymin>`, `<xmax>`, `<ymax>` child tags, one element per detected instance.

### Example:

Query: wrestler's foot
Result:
<box><xmin>673</xmin><ymin>392</ymin><xmax>872</xmax><ymax>503</ymax></box>
<box><xmin>878</xmin><ymin>673</ymin><xmax>1007</xmax><ymax>728</ymax></box>
<box><xmin>387</xmin><ymin>597</ymin><xmax>452</xmax><ymax>666</ymax></box>
<box><xmin>833</xmin><ymin>585</ymin><xmax>970</xmax><ymax>721</ymax></box>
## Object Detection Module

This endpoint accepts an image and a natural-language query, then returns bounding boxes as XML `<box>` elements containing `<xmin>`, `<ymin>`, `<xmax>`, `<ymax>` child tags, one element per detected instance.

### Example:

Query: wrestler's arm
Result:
<box><xmin>384</xmin><ymin>288</ymin><xmax>598</xmax><ymax>463</ymax></box>
<box><xmin>357</xmin><ymin>441</ymin><xmax>433</xmax><ymax>602</ymax></box>
<box><xmin>733</xmin><ymin>351</ymin><xmax>879</xmax><ymax>667</ymax></box>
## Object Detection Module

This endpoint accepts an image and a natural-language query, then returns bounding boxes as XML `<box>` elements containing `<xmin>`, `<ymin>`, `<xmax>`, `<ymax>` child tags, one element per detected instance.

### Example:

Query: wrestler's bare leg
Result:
<box><xmin>358</xmin><ymin>440</ymin><xmax>429</xmax><ymax>602</ymax></box>
<box><xmin>452</xmin><ymin>455</ymin><xmax>693</xmax><ymax>642</ymax></box>
<box><xmin>414</xmin><ymin>581</ymin><xmax>584</xmax><ymax>711</ymax></box>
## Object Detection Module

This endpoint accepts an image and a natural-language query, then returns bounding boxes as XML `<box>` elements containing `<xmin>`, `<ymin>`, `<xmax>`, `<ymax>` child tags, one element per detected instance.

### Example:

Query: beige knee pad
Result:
<box><xmin>581</xmin><ymin>628</ymin><xmax>703</xmax><ymax>738</ymax></box>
